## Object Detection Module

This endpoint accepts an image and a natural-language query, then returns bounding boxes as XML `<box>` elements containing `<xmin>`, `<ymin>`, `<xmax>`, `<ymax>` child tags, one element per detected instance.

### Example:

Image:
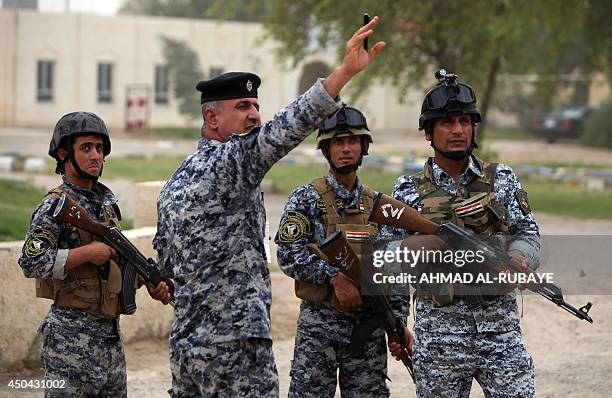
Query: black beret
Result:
<box><xmin>196</xmin><ymin>72</ymin><xmax>261</xmax><ymax>104</ymax></box>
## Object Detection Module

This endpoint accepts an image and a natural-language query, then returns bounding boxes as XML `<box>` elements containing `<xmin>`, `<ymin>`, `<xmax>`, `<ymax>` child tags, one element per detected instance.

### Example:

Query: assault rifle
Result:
<box><xmin>318</xmin><ymin>230</ymin><xmax>415</xmax><ymax>382</ymax></box>
<box><xmin>368</xmin><ymin>193</ymin><xmax>593</xmax><ymax>323</ymax></box>
<box><xmin>437</xmin><ymin>223</ymin><xmax>593</xmax><ymax>323</ymax></box>
<box><xmin>48</xmin><ymin>194</ymin><xmax>175</xmax><ymax>314</ymax></box>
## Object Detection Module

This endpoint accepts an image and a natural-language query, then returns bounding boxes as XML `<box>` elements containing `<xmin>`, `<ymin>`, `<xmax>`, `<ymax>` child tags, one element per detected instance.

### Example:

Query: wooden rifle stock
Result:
<box><xmin>48</xmin><ymin>194</ymin><xmax>175</xmax><ymax>310</ymax></box>
<box><xmin>369</xmin><ymin>193</ymin><xmax>439</xmax><ymax>234</ymax></box>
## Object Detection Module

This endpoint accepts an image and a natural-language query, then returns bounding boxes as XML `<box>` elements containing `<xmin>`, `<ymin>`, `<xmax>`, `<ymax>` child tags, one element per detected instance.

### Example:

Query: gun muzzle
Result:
<box><xmin>369</xmin><ymin>193</ymin><xmax>438</xmax><ymax>234</ymax></box>
<box><xmin>319</xmin><ymin>230</ymin><xmax>362</xmax><ymax>286</ymax></box>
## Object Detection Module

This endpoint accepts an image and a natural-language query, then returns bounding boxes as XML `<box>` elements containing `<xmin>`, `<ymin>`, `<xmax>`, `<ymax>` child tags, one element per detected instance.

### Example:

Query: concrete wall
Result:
<box><xmin>0</xmin><ymin>227</ymin><xmax>174</xmax><ymax>372</ymax></box>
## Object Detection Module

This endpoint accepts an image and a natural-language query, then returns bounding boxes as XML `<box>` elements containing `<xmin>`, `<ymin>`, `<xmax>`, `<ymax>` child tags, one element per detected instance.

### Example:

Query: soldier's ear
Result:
<box><xmin>57</xmin><ymin>148</ymin><xmax>68</xmax><ymax>161</ymax></box>
<box><xmin>203</xmin><ymin>108</ymin><xmax>219</xmax><ymax>130</ymax></box>
<box><xmin>425</xmin><ymin>130</ymin><xmax>432</xmax><ymax>142</ymax></box>
<box><xmin>362</xmin><ymin>141</ymin><xmax>370</xmax><ymax>156</ymax></box>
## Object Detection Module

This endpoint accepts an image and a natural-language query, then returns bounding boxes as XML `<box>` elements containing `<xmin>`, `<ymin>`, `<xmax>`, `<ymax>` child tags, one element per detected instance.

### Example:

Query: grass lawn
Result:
<box><xmin>147</xmin><ymin>127</ymin><xmax>199</xmax><ymax>140</ymax></box>
<box><xmin>102</xmin><ymin>156</ymin><xmax>185</xmax><ymax>182</ymax></box>
<box><xmin>522</xmin><ymin>181</ymin><xmax>612</xmax><ymax>219</ymax></box>
<box><xmin>0</xmin><ymin>179</ymin><xmax>133</xmax><ymax>242</ymax></box>
<box><xmin>0</xmin><ymin>179</ymin><xmax>45</xmax><ymax>241</ymax></box>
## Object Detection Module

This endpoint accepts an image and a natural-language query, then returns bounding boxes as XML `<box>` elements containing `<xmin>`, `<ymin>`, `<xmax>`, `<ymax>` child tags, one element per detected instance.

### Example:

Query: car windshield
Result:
<box><xmin>549</xmin><ymin>107</ymin><xmax>586</xmax><ymax>119</ymax></box>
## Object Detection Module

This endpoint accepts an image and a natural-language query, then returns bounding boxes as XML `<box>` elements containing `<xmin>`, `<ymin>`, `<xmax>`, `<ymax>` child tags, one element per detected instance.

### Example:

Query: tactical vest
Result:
<box><xmin>413</xmin><ymin>157</ymin><xmax>511</xmax><ymax>306</ymax></box>
<box><xmin>35</xmin><ymin>186</ymin><xmax>132</xmax><ymax>317</ymax></box>
<box><xmin>295</xmin><ymin>177</ymin><xmax>379</xmax><ymax>311</ymax></box>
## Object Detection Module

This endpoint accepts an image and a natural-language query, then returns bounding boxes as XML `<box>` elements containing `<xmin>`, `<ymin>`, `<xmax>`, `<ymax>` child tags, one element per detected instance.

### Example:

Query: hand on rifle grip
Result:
<box><xmin>144</xmin><ymin>277</ymin><xmax>172</xmax><ymax>305</ymax></box>
<box><xmin>388</xmin><ymin>328</ymin><xmax>413</xmax><ymax>359</ymax></box>
<box><xmin>332</xmin><ymin>272</ymin><xmax>362</xmax><ymax>309</ymax></box>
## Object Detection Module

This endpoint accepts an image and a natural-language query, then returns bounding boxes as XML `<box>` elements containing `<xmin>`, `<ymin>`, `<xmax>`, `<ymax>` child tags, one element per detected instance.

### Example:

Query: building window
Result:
<box><xmin>97</xmin><ymin>63</ymin><xmax>113</xmax><ymax>103</ymax></box>
<box><xmin>154</xmin><ymin>65</ymin><xmax>168</xmax><ymax>104</ymax></box>
<box><xmin>37</xmin><ymin>60</ymin><xmax>54</xmax><ymax>102</ymax></box>
<box><xmin>209</xmin><ymin>67</ymin><xmax>224</xmax><ymax>78</ymax></box>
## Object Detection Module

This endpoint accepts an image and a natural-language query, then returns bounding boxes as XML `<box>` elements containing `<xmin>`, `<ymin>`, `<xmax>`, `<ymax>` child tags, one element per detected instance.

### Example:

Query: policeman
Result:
<box><xmin>385</xmin><ymin>69</ymin><xmax>540</xmax><ymax>397</ymax></box>
<box><xmin>18</xmin><ymin>111</ymin><xmax>170</xmax><ymax>397</ymax></box>
<box><xmin>275</xmin><ymin>106</ymin><xmax>409</xmax><ymax>397</ymax></box>
<box><xmin>154</xmin><ymin>17</ymin><xmax>386</xmax><ymax>397</ymax></box>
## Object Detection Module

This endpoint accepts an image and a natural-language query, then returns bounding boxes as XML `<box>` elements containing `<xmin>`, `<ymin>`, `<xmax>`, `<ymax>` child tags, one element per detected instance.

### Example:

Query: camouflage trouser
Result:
<box><xmin>288</xmin><ymin>328</ymin><xmax>389</xmax><ymax>398</ymax></box>
<box><xmin>413</xmin><ymin>330</ymin><xmax>535</xmax><ymax>398</ymax></box>
<box><xmin>170</xmin><ymin>337</ymin><xmax>278</xmax><ymax>398</ymax></box>
<box><xmin>39</xmin><ymin>319</ymin><xmax>126</xmax><ymax>397</ymax></box>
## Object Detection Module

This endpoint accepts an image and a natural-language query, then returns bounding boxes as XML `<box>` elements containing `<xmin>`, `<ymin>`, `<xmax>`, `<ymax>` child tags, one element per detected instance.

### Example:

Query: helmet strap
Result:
<box><xmin>67</xmin><ymin>149</ymin><xmax>101</xmax><ymax>181</ymax></box>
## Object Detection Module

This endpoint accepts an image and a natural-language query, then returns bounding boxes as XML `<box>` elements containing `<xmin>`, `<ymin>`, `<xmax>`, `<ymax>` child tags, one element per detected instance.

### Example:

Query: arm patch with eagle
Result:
<box><xmin>277</xmin><ymin>211</ymin><xmax>312</xmax><ymax>243</ymax></box>
<box><xmin>23</xmin><ymin>229</ymin><xmax>57</xmax><ymax>258</ymax></box>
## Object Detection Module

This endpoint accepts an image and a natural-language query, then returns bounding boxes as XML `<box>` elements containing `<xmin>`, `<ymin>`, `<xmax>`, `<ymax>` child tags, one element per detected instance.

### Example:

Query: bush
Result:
<box><xmin>579</xmin><ymin>101</ymin><xmax>612</xmax><ymax>149</ymax></box>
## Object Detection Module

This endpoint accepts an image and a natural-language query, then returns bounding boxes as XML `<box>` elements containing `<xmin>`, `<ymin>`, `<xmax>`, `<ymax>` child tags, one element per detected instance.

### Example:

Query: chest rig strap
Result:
<box><xmin>310</xmin><ymin>177</ymin><xmax>377</xmax><ymax>234</ymax></box>
<box><xmin>296</xmin><ymin>177</ymin><xmax>378</xmax><ymax>311</ymax></box>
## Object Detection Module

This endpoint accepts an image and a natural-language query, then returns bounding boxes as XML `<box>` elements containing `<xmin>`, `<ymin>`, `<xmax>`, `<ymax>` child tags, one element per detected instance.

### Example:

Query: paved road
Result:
<box><xmin>4</xmin><ymin>126</ymin><xmax>612</xmax><ymax>167</ymax></box>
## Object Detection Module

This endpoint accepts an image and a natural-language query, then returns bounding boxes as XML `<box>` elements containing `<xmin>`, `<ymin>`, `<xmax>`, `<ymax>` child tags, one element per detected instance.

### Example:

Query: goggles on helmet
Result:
<box><xmin>419</xmin><ymin>69</ymin><xmax>481</xmax><ymax>130</ymax></box>
<box><xmin>425</xmin><ymin>83</ymin><xmax>476</xmax><ymax>111</ymax></box>
<box><xmin>320</xmin><ymin>106</ymin><xmax>369</xmax><ymax>133</ymax></box>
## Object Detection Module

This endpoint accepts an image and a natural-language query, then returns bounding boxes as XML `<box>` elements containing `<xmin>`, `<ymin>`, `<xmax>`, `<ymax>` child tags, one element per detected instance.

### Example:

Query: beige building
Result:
<box><xmin>0</xmin><ymin>9</ymin><xmax>422</xmax><ymax>132</ymax></box>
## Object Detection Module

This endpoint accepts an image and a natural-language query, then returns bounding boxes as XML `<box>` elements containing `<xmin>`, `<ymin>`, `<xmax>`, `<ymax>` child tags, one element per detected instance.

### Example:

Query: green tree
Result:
<box><xmin>205</xmin><ymin>0</ymin><xmax>609</xmax><ymax>142</ymax></box>
<box><xmin>248</xmin><ymin>0</ymin><xmax>591</xmax><ymax>141</ymax></box>
<box><xmin>579</xmin><ymin>100</ymin><xmax>612</xmax><ymax>149</ymax></box>
<box><xmin>125</xmin><ymin>0</ymin><xmax>612</xmax><ymax>143</ymax></box>
<box><xmin>160</xmin><ymin>36</ymin><xmax>203</xmax><ymax>120</ymax></box>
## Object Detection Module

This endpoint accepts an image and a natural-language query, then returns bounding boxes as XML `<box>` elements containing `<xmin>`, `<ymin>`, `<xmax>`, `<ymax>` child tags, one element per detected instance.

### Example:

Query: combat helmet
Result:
<box><xmin>418</xmin><ymin>69</ymin><xmax>482</xmax><ymax>131</ymax></box>
<box><xmin>316</xmin><ymin>106</ymin><xmax>373</xmax><ymax>149</ymax></box>
<box><xmin>316</xmin><ymin>106</ymin><xmax>372</xmax><ymax>174</ymax></box>
<box><xmin>49</xmin><ymin>111</ymin><xmax>110</xmax><ymax>179</ymax></box>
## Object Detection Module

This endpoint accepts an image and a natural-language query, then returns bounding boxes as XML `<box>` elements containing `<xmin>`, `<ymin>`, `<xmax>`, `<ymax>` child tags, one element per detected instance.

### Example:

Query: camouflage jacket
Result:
<box><xmin>19</xmin><ymin>177</ymin><xmax>122</xmax><ymax>338</ymax></box>
<box><xmin>276</xmin><ymin>172</ymin><xmax>409</xmax><ymax>343</ymax></box>
<box><xmin>379</xmin><ymin>155</ymin><xmax>540</xmax><ymax>333</ymax></box>
<box><xmin>154</xmin><ymin>79</ymin><xmax>342</xmax><ymax>345</ymax></box>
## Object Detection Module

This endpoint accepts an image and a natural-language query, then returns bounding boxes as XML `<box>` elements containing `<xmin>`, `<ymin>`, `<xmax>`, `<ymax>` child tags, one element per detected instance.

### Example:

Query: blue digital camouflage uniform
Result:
<box><xmin>154</xmin><ymin>79</ymin><xmax>342</xmax><ymax>397</ymax></box>
<box><xmin>19</xmin><ymin>178</ymin><xmax>126</xmax><ymax>398</ymax></box>
<box><xmin>380</xmin><ymin>155</ymin><xmax>539</xmax><ymax>398</ymax></box>
<box><xmin>276</xmin><ymin>172</ymin><xmax>409</xmax><ymax>397</ymax></box>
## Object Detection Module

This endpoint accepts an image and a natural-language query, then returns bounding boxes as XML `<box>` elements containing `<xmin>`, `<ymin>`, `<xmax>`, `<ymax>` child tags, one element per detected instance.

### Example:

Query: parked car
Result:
<box><xmin>529</xmin><ymin>105</ymin><xmax>596</xmax><ymax>142</ymax></box>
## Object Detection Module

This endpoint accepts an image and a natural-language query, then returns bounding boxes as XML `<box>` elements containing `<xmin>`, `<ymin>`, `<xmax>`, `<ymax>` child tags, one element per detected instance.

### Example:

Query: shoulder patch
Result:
<box><xmin>277</xmin><ymin>211</ymin><xmax>312</xmax><ymax>243</ymax></box>
<box><xmin>515</xmin><ymin>189</ymin><xmax>531</xmax><ymax>215</ymax></box>
<box><xmin>24</xmin><ymin>229</ymin><xmax>57</xmax><ymax>258</ymax></box>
